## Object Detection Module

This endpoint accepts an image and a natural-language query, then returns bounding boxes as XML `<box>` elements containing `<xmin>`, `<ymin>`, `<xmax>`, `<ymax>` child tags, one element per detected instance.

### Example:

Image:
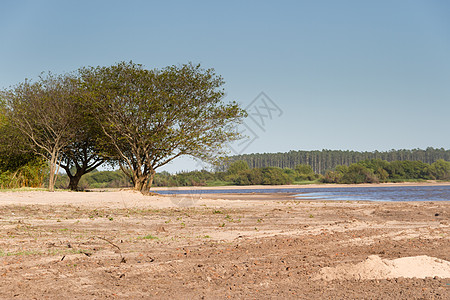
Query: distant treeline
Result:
<box><xmin>153</xmin><ymin>158</ymin><xmax>450</xmax><ymax>186</ymax></box>
<box><xmin>223</xmin><ymin>148</ymin><xmax>450</xmax><ymax>174</ymax></box>
<box><xmin>322</xmin><ymin>159</ymin><xmax>450</xmax><ymax>184</ymax></box>
<box><xmin>45</xmin><ymin>157</ymin><xmax>450</xmax><ymax>189</ymax></box>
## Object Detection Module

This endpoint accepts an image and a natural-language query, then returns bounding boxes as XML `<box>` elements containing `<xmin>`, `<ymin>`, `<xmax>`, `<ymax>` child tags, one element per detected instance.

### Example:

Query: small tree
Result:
<box><xmin>227</xmin><ymin>160</ymin><xmax>250</xmax><ymax>175</ymax></box>
<box><xmin>295</xmin><ymin>164</ymin><xmax>315</xmax><ymax>181</ymax></box>
<box><xmin>430</xmin><ymin>159</ymin><xmax>450</xmax><ymax>180</ymax></box>
<box><xmin>295</xmin><ymin>164</ymin><xmax>314</xmax><ymax>175</ymax></box>
<box><xmin>3</xmin><ymin>73</ymin><xmax>79</xmax><ymax>191</ymax></box>
<box><xmin>341</xmin><ymin>164</ymin><xmax>379</xmax><ymax>184</ymax></box>
<box><xmin>81</xmin><ymin>62</ymin><xmax>246</xmax><ymax>193</ymax></box>
<box><xmin>0</xmin><ymin>100</ymin><xmax>34</xmax><ymax>173</ymax></box>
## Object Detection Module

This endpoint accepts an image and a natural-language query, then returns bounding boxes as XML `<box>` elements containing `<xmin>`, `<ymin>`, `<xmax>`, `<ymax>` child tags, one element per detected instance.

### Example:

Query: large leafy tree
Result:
<box><xmin>80</xmin><ymin>62</ymin><xmax>246</xmax><ymax>193</ymax></box>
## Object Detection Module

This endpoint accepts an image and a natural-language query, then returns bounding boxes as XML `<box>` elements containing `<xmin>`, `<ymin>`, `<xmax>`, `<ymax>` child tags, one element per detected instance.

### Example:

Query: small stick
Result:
<box><xmin>97</xmin><ymin>236</ymin><xmax>121</xmax><ymax>251</ymax></box>
<box><xmin>96</xmin><ymin>236</ymin><xmax>126</xmax><ymax>263</ymax></box>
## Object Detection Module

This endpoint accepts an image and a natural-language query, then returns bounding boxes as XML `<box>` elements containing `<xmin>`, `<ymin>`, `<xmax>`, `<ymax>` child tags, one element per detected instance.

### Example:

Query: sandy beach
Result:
<box><xmin>0</xmin><ymin>185</ymin><xmax>449</xmax><ymax>299</ymax></box>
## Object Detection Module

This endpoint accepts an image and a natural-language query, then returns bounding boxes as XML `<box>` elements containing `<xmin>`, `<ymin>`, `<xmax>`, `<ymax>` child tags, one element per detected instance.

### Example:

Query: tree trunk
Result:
<box><xmin>143</xmin><ymin>170</ymin><xmax>156</xmax><ymax>193</ymax></box>
<box><xmin>134</xmin><ymin>175</ymin><xmax>147</xmax><ymax>193</ymax></box>
<box><xmin>68</xmin><ymin>174</ymin><xmax>83</xmax><ymax>191</ymax></box>
<box><xmin>47</xmin><ymin>149</ymin><xmax>63</xmax><ymax>192</ymax></box>
<box><xmin>134</xmin><ymin>170</ymin><xmax>156</xmax><ymax>194</ymax></box>
<box><xmin>48</xmin><ymin>167</ymin><xmax>56</xmax><ymax>192</ymax></box>
<box><xmin>48</xmin><ymin>158</ymin><xmax>57</xmax><ymax>192</ymax></box>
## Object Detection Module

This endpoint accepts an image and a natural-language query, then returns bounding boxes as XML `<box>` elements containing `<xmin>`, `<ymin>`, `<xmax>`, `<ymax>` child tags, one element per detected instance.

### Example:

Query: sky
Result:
<box><xmin>1</xmin><ymin>0</ymin><xmax>449</xmax><ymax>173</ymax></box>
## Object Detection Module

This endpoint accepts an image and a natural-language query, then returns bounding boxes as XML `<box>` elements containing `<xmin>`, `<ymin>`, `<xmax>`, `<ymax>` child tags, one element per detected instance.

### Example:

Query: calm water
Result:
<box><xmin>157</xmin><ymin>185</ymin><xmax>450</xmax><ymax>202</ymax></box>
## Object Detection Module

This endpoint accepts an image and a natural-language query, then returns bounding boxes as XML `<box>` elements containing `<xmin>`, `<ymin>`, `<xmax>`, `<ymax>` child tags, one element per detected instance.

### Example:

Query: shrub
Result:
<box><xmin>0</xmin><ymin>159</ymin><xmax>46</xmax><ymax>189</ymax></box>
<box><xmin>340</xmin><ymin>164</ymin><xmax>379</xmax><ymax>184</ymax></box>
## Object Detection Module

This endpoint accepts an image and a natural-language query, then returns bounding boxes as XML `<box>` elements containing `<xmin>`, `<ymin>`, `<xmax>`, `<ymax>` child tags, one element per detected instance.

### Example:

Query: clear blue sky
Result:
<box><xmin>1</xmin><ymin>0</ymin><xmax>449</xmax><ymax>172</ymax></box>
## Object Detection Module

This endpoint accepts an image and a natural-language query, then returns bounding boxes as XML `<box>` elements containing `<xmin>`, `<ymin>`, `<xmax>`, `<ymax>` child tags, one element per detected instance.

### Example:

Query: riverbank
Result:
<box><xmin>0</xmin><ymin>189</ymin><xmax>449</xmax><ymax>298</ymax></box>
<box><xmin>152</xmin><ymin>180</ymin><xmax>450</xmax><ymax>191</ymax></box>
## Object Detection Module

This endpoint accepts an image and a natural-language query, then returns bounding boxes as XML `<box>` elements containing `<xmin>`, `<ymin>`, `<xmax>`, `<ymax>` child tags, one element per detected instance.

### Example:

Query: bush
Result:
<box><xmin>0</xmin><ymin>159</ymin><xmax>47</xmax><ymax>189</ymax></box>
<box><xmin>321</xmin><ymin>170</ymin><xmax>342</xmax><ymax>183</ymax></box>
<box><xmin>227</xmin><ymin>160</ymin><xmax>249</xmax><ymax>175</ymax></box>
<box><xmin>232</xmin><ymin>169</ymin><xmax>263</xmax><ymax>185</ymax></box>
<box><xmin>430</xmin><ymin>159</ymin><xmax>450</xmax><ymax>180</ymax></box>
<box><xmin>261</xmin><ymin>167</ymin><xmax>292</xmax><ymax>185</ymax></box>
<box><xmin>230</xmin><ymin>167</ymin><xmax>292</xmax><ymax>185</ymax></box>
<box><xmin>340</xmin><ymin>164</ymin><xmax>379</xmax><ymax>184</ymax></box>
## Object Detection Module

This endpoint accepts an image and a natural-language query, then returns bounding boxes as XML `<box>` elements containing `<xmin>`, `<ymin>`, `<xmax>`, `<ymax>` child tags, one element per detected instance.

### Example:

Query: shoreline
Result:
<box><xmin>151</xmin><ymin>180</ymin><xmax>450</xmax><ymax>191</ymax></box>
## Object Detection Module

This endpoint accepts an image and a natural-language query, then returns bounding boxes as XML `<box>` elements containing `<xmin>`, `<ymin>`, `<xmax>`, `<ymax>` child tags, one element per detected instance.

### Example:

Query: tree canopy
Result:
<box><xmin>3</xmin><ymin>73</ymin><xmax>82</xmax><ymax>191</ymax></box>
<box><xmin>1</xmin><ymin>62</ymin><xmax>246</xmax><ymax>193</ymax></box>
<box><xmin>79</xmin><ymin>62</ymin><xmax>246</xmax><ymax>192</ymax></box>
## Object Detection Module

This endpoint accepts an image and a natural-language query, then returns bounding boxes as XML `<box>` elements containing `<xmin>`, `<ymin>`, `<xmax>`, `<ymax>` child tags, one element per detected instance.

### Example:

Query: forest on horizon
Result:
<box><xmin>222</xmin><ymin>147</ymin><xmax>450</xmax><ymax>174</ymax></box>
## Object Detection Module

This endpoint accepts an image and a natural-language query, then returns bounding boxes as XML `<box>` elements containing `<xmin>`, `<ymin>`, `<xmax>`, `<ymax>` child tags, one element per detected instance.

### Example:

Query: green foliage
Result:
<box><xmin>429</xmin><ymin>159</ymin><xmax>450</xmax><ymax>180</ymax></box>
<box><xmin>0</xmin><ymin>159</ymin><xmax>47</xmax><ymax>189</ymax></box>
<box><xmin>227</xmin><ymin>167</ymin><xmax>292</xmax><ymax>185</ymax></box>
<box><xmin>3</xmin><ymin>72</ymin><xmax>84</xmax><ymax>191</ymax></box>
<box><xmin>295</xmin><ymin>164</ymin><xmax>314</xmax><ymax>175</ymax></box>
<box><xmin>71</xmin><ymin>157</ymin><xmax>449</xmax><ymax>189</ymax></box>
<box><xmin>0</xmin><ymin>103</ymin><xmax>47</xmax><ymax>189</ymax></box>
<box><xmin>385</xmin><ymin>160</ymin><xmax>432</xmax><ymax>180</ymax></box>
<box><xmin>322</xmin><ymin>170</ymin><xmax>343</xmax><ymax>183</ymax></box>
<box><xmin>154</xmin><ymin>170</ymin><xmax>217</xmax><ymax>187</ymax></box>
<box><xmin>294</xmin><ymin>164</ymin><xmax>317</xmax><ymax>181</ymax></box>
<box><xmin>80</xmin><ymin>61</ymin><xmax>246</xmax><ymax>192</ymax></box>
<box><xmin>231</xmin><ymin>168</ymin><xmax>263</xmax><ymax>185</ymax></box>
<box><xmin>340</xmin><ymin>164</ymin><xmax>378</xmax><ymax>184</ymax></box>
<box><xmin>320</xmin><ymin>159</ymin><xmax>450</xmax><ymax>184</ymax></box>
<box><xmin>261</xmin><ymin>167</ymin><xmax>292</xmax><ymax>185</ymax></box>
<box><xmin>2</xmin><ymin>62</ymin><xmax>245</xmax><ymax>193</ymax></box>
<box><xmin>138</xmin><ymin>234</ymin><xmax>159</xmax><ymax>240</ymax></box>
<box><xmin>225</xmin><ymin>148</ymin><xmax>450</xmax><ymax>174</ymax></box>
<box><xmin>227</xmin><ymin>160</ymin><xmax>249</xmax><ymax>175</ymax></box>
<box><xmin>0</xmin><ymin>108</ymin><xmax>38</xmax><ymax>174</ymax></box>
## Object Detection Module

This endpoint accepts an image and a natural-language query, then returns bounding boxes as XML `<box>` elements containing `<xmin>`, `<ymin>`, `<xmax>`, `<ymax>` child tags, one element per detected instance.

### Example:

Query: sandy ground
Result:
<box><xmin>0</xmin><ymin>187</ymin><xmax>449</xmax><ymax>299</ymax></box>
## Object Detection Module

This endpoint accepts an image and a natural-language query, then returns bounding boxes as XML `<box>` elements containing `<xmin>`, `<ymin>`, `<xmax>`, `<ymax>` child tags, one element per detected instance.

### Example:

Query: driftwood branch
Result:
<box><xmin>96</xmin><ymin>236</ymin><xmax>126</xmax><ymax>263</ymax></box>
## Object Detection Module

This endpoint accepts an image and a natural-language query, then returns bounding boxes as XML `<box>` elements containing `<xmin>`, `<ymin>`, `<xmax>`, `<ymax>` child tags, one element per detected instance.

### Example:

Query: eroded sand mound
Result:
<box><xmin>316</xmin><ymin>255</ymin><xmax>450</xmax><ymax>281</ymax></box>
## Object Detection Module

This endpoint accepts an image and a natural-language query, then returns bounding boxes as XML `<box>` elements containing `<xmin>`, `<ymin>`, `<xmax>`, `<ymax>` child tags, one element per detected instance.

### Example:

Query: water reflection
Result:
<box><xmin>158</xmin><ymin>185</ymin><xmax>450</xmax><ymax>202</ymax></box>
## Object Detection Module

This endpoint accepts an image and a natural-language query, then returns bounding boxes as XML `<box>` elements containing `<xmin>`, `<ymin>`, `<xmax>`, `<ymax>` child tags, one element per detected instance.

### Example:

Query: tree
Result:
<box><xmin>261</xmin><ymin>167</ymin><xmax>292</xmax><ymax>185</ymax></box>
<box><xmin>295</xmin><ymin>164</ymin><xmax>314</xmax><ymax>175</ymax></box>
<box><xmin>58</xmin><ymin>91</ymin><xmax>106</xmax><ymax>190</ymax></box>
<box><xmin>59</xmin><ymin>135</ymin><xmax>105</xmax><ymax>190</ymax></box>
<box><xmin>430</xmin><ymin>159</ymin><xmax>450</xmax><ymax>180</ymax></box>
<box><xmin>340</xmin><ymin>164</ymin><xmax>378</xmax><ymax>184</ymax></box>
<box><xmin>80</xmin><ymin>62</ymin><xmax>246</xmax><ymax>193</ymax></box>
<box><xmin>294</xmin><ymin>163</ymin><xmax>316</xmax><ymax>181</ymax></box>
<box><xmin>3</xmin><ymin>73</ymin><xmax>80</xmax><ymax>191</ymax></box>
<box><xmin>227</xmin><ymin>160</ymin><xmax>250</xmax><ymax>175</ymax></box>
<box><xmin>357</xmin><ymin>159</ymin><xmax>390</xmax><ymax>182</ymax></box>
<box><xmin>0</xmin><ymin>99</ymin><xmax>31</xmax><ymax>172</ymax></box>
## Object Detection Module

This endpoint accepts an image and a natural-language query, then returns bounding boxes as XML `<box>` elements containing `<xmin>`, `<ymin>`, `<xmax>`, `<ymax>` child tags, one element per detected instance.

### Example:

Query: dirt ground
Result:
<box><xmin>0</xmin><ymin>187</ymin><xmax>449</xmax><ymax>299</ymax></box>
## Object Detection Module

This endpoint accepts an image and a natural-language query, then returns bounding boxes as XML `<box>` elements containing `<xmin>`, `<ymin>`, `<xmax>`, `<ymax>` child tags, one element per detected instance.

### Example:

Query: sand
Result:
<box><xmin>316</xmin><ymin>255</ymin><xmax>450</xmax><ymax>281</ymax></box>
<box><xmin>0</xmin><ymin>186</ymin><xmax>449</xmax><ymax>299</ymax></box>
